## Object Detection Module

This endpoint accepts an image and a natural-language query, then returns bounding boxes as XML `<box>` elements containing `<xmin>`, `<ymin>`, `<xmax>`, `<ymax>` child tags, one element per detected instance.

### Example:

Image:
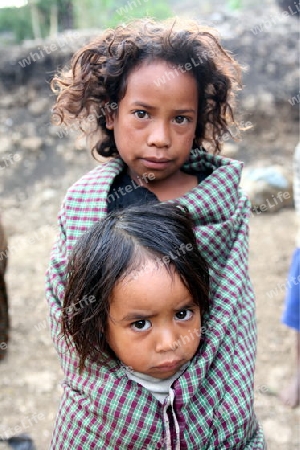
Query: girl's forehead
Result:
<box><xmin>123</xmin><ymin>259</ymin><xmax>173</xmax><ymax>283</ymax></box>
<box><xmin>123</xmin><ymin>60</ymin><xmax>198</xmax><ymax>106</ymax></box>
<box><xmin>109</xmin><ymin>262</ymin><xmax>191</xmax><ymax>316</ymax></box>
<box><xmin>129</xmin><ymin>59</ymin><xmax>191</xmax><ymax>79</ymax></box>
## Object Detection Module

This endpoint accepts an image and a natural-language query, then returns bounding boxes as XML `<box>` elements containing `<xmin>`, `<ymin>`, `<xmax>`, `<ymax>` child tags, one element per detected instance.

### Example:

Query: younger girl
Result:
<box><xmin>46</xmin><ymin>18</ymin><xmax>265</xmax><ymax>448</ymax></box>
<box><xmin>54</xmin><ymin>203</ymin><xmax>209</xmax><ymax>449</ymax></box>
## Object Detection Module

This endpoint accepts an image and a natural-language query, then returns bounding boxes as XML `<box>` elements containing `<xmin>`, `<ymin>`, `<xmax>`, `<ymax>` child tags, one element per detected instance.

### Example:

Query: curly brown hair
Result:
<box><xmin>51</xmin><ymin>18</ymin><xmax>242</xmax><ymax>157</ymax></box>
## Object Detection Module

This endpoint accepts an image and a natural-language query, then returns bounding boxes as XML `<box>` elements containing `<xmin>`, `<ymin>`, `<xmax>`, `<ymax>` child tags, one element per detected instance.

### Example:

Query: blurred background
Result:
<box><xmin>0</xmin><ymin>0</ymin><xmax>295</xmax><ymax>41</ymax></box>
<box><xmin>0</xmin><ymin>0</ymin><xmax>299</xmax><ymax>449</ymax></box>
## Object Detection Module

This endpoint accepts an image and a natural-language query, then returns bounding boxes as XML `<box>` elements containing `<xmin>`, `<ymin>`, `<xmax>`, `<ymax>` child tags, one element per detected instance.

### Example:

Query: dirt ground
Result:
<box><xmin>0</xmin><ymin>133</ymin><xmax>299</xmax><ymax>449</ymax></box>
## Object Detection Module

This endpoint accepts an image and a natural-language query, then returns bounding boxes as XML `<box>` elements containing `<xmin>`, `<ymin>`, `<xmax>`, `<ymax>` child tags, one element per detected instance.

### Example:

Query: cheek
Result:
<box><xmin>111</xmin><ymin>334</ymin><xmax>149</xmax><ymax>369</ymax></box>
<box><xmin>182</xmin><ymin>129</ymin><xmax>196</xmax><ymax>145</ymax></box>
<box><xmin>115</xmin><ymin>115</ymin><xmax>138</xmax><ymax>135</ymax></box>
<box><xmin>183</xmin><ymin>331</ymin><xmax>201</xmax><ymax>357</ymax></box>
<box><xmin>114</xmin><ymin>124</ymin><xmax>139</xmax><ymax>157</ymax></box>
<box><xmin>107</xmin><ymin>324</ymin><xmax>139</xmax><ymax>356</ymax></box>
<box><xmin>174</xmin><ymin>132</ymin><xmax>196</xmax><ymax>158</ymax></box>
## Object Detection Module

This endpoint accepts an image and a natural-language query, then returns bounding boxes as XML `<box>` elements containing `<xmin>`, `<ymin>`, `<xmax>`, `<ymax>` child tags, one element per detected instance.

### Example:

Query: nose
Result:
<box><xmin>155</xmin><ymin>327</ymin><xmax>178</xmax><ymax>353</ymax></box>
<box><xmin>147</xmin><ymin>121</ymin><xmax>171</xmax><ymax>148</ymax></box>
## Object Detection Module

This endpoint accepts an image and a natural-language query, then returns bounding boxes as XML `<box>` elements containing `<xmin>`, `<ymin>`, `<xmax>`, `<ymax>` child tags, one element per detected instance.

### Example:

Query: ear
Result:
<box><xmin>106</xmin><ymin>112</ymin><xmax>115</xmax><ymax>130</ymax></box>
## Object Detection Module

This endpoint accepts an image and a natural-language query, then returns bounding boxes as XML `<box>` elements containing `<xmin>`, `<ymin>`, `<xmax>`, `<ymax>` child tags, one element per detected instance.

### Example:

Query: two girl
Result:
<box><xmin>46</xmin><ymin>18</ymin><xmax>265</xmax><ymax>448</ymax></box>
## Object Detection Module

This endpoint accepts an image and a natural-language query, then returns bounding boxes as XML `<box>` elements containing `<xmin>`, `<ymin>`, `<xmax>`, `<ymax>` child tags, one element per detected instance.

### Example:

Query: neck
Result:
<box><xmin>128</xmin><ymin>169</ymin><xmax>198</xmax><ymax>201</ymax></box>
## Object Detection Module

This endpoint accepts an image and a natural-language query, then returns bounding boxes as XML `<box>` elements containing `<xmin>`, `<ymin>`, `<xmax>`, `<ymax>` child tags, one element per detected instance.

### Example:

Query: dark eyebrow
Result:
<box><xmin>131</xmin><ymin>102</ymin><xmax>196</xmax><ymax>114</ymax></box>
<box><xmin>174</xmin><ymin>109</ymin><xmax>196</xmax><ymax>115</ymax></box>
<box><xmin>120</xmin><ymin>313</ymin><xmax>154</xmax><ymax>322</ymax></box>
<box><xmin>132</xmin><ymin>101</ymin><xmax>155</xmax><ymax>110</ymax></box>
<box><xmin>120</xmin><ymin>302</ymin><xmax>198</xmax><ymax>323</ymax></box>
<box><xmin>174</xmin><ymin>302</ymin><xmax>198</xmax><ymax>311</ymax></box>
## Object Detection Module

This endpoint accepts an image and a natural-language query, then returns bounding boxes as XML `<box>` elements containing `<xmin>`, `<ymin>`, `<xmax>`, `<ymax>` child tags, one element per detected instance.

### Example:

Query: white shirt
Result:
<box><xmin>125</xmin><ymin>363</ymin><xmax>190</xmax><ymax>450</ymax></box>
<box><xmin>125</xmin><ymin>363</ymin><xmax>189</xmax><ymax>403</ymax></box>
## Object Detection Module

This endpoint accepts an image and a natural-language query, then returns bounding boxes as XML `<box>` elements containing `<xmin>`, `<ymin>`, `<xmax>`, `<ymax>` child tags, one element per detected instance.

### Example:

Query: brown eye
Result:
<box><xmin>174</xmin><ymin>116</ymin><xmax>189</xmax><ymax>124</ymax></box>
<box><xmin>131</xmin><ymin>319</ymin><xmax>151</xmax><ymax>331</ymax></box>
<box><xmin>175</xmin><ymin>309</ymin><xmax>193</xmax><ymax>321</ymax></box>
<box><xmin>134</xmin><ymin>110</ymin><xmax>149</xmax><ymax>119</ymax></box>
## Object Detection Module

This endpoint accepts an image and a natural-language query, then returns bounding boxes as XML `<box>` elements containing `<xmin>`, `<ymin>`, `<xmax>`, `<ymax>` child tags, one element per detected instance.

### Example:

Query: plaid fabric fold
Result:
<box><xmin>46</xmin><ymin>149</ymin><xmax>266</xmax><ymax>449</ymax></box>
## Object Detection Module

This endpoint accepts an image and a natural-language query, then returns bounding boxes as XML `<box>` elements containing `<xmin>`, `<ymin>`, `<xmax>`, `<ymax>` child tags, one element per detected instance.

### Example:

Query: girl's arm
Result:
<box><xmin>45</xmin><ymin>204</ymin><xmax>70</xmax><ymax>365</ymax></box>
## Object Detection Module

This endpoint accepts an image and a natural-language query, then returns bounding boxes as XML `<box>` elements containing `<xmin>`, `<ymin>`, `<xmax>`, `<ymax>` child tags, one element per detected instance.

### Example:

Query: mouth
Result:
<box><xmin>154</xmin><ymin>360</ymin><xmax>183</xmax><ymax>371</ymax></box>
<box><xmin>140</xmin><ymin>157</ymin><xmax>172</xmax><ymax>170</ymax></box>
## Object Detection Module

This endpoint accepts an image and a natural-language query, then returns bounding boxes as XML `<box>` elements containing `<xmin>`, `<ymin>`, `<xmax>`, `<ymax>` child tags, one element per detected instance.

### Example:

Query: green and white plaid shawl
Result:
<box><xmin>46</xmin><ymin>149</ymin><xmax>266</xmax><ymax>449</ymax></box>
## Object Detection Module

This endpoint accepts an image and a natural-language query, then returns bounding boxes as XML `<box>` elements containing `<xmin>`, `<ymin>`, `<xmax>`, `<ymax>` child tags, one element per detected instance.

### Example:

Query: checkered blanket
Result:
<box><xmin>46</xmin><ymin>150</ymin><xmax>266</xmax><ymax>449</ymax></box>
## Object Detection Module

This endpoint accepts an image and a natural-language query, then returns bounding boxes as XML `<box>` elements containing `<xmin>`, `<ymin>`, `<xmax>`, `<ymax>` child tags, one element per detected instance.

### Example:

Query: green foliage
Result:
<box><xmin>0</xmin><ymin>0</ymin><xmax>172</xmax><ymax>44</ymax></box>
<box><xmin>73</xmin><ymin>0</ymin><xmax>172</xmax><ymax>29</ymax></box>
<box><xmin>0</xmin><ymin>6</ymin><xmax>33</xmax><ymax>42</ymax></box>
<box><xmin>227</xmin><ymin>0</ymin><xmax>242</xmax><ymax>10</ymax></box>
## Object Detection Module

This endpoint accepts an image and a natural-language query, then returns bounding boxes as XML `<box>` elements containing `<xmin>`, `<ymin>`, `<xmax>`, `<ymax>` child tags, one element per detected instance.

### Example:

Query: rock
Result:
<box><xmin>257</xmin><ymin>92</ymin><xmax>276</xmax><ymax>112</ymax></box>
<box><xmin>21</xmin><ymin>137</ymin><xmax>43</xmax><ymax>151</ymax></box>
<box><xmin>28</xmin><ymin>98</ymin><xmax>50</xmax><ymax>116</ymax></box>
<box><xmin>241</xmin><ymin>165</ymin><xmax>293</xmax><ymax>212</ymax></box>
<box><xmin>0</xmin><ymin>95</ymin><xmax>15</xmax><ymax>109</ymax></box>
<box><xmin>40</xmin><ymin>188</ymin><xmax>57</xmax><ymax>202</ymax></box>
<box><xmin>44</xmin><ymin>137</ymin><xmax>55</xmax><ymax>147</ymax></box>
<box><xmin>222</xmin><ymin>143</ymin><xmax>239</xmax><ymax>158</ymax></box>
<box><xmin>11</xmin><ymin>133</ymin><xmax>22</xmax><ymax>145</ymax></box>
<box><xmin>4</xmin><ymin>118</ymin><xmax>13</xmax><ymax>127</ymax></box>
<box><xmin>21</xmin><ymin>371</ymin><xmax>57</xmax><ymax>394</ymax></box>
<box><xmin>262</xmin><ymin>419</ymin><xmax>292</xmax><ymax>444</ymax></box>
<box><xmin>0</xmin><ymin>137</ymin><xmax>13</xmax><ymax>154</ymax></box>
<box><xmin>27</xmin><ymin>86</ymin><xmax>38</xmax><ymax>102</ymax></box>
<box><xmin>0</xmin><ymin>87</ymin><xmax>31</xmax><ymax>108</ymax></box>
<box><xmin>48</xmin><ymin>124</ymin><xmax>64</xmax><ymax>138</ymax></box>
<box><xmin>25</xmin><ymin>122</ymin><xmax>38</xmax><ymax>137</ymax></box>
<box><xmin>277</xmin><ymin>0</ymin><xmax>300</xmax><ymax>16</ymax></box>
<box><xmin>241</xmin><ymin>95</ymin><xmax>257</xmax><ymax>111</ymax></box>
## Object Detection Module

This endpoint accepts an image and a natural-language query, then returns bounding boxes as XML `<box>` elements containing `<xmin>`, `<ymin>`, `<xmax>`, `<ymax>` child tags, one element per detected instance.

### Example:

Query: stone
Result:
<box><xmin>262</xmin><ymin>419</ymin><xmax>292</xmax><ymax>444</ymax></box>
<box><xmin>28</xmin><ymin>98</ymin><xmax>50</xmax><ymax>116</ymax></box>
<box><xmin>0</xmin><ymin>95</ymin><xmax>15</xmax><ymax>108</ymax></box>
<box><xmin>222</xmin><ymin>143</ymin><xmax>239</xmax><ymax>158</ymax></box>
<box><xmin>44</xmin><ymin>137</ymin><xmax>55</xmax><ymax>147</ymax></box>
<box><xmin>0</xmin><ymin>137</ymin><xmax>13</xmax><ymax>154</ymax></box>
<box><xmin>241</xmin><ymin>165</ymin><xmax>293</xmax><ymax>212</ymax></box>
<box><xmin>41</xmin><ymin>189</ymin><xmax>56</xmax><ymax>202</ymax></box>
<box><xmin>21</xmin><ymin>137</ymin><xmax>43</xmax><ymax>151</ymax></box>
<box><xmin>242</xmin><ymin>95</ymin><xmax>257</xmax><ymax>111</ymax></box>
<box><xmin>257</xmin><ymin>92</ymin><xmax>276</xmax><ymax>111</ymax></box>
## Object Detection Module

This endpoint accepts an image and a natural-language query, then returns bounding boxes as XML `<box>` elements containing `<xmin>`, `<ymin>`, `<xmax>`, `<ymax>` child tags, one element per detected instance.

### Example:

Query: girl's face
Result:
<box><xmin>107</xmin><ymin>261</ymin><xmax>201</xmax><ymax>379</ymax></box>
<box><xmin>106</xmin><ymin>60</ymin><xmax>198</xmax><ymax>188</ymax></box>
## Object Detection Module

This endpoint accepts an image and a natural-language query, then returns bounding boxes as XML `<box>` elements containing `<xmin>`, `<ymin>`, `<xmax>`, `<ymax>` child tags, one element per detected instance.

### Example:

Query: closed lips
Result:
<box><xmin>144</xmin><ymin>158</ymin><xmax>171</xmax><ymax>163</ymax></box>
<box><xmin>155</xmin><ymin>360</ymin><xmax>182</xmax><ymax>368</ymax></box>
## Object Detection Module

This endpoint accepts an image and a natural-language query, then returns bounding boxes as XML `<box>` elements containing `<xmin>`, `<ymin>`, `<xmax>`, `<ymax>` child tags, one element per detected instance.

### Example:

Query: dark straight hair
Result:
<box><xmin>62</xmin><ymin>202</ymin><xmax>210</xmax><ymax>372</ymax></box>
